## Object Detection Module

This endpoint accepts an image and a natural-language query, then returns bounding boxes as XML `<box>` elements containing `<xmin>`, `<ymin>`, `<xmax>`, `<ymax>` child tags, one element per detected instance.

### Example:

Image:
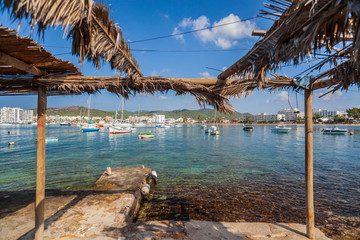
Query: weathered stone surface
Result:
<box><xmin>184</xmin><ymin>221</ymin><xmax>332</xmax><ymax>240</ymax></box>
<box><xmin>94</xmin><ymin>220</ymin><xmax>331</xmax><ymax>240</ymax></box>
<box><xmin>0</xmin><ymin>194</ymin><xmax>77</xmax><ymax>240</ymax></box>
<box><xmin>94</xmin><ymin>167</ymin><xmax>151</xmax><ymax>191</ymax></box>
<box><xmin>0</xmin><ymin>167</ymin><xmax>151</xmax><ymax>240</ymax></box>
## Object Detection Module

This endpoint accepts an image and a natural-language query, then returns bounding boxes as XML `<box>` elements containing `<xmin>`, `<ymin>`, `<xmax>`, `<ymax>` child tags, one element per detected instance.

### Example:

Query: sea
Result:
<box><xmin>0</xmin><ymin>124</ymin><xmax>359</xmax><ymax>239</ymax></box>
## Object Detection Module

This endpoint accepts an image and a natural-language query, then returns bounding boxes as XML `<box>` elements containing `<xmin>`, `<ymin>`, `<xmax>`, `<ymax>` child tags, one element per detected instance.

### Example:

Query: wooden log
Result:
<box><xmin>35</xmin><ymin>86</ymin><xmax>47</xmax><ymax>240</ymax></box>
<box><xmin>305</xmin><ymin>89</ymin><xmax>315</xmax><ymax>240</ymax></box>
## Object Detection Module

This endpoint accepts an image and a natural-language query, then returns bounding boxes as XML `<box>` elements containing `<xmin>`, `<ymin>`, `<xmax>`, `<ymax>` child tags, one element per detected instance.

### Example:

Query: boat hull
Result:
<box><xmin>82</xmin><ymin>128</ymin><xmax>99</xmax><ymax>132</ymax></box>
<box><xmin>323</xmin><ymin>131</ymin><xmax>347</xmax><ymax>135</ymax></box>
<box><xmin>272</xmin><ymin>129</ymin><xmax>290</xmax><ymax>133</ymax></box>
<box><xmin>138</xmin><ymin>133</ymin><xmax>155</xmax><ymax>139</ymax></box>
<box><xmin>109</xmin><ymin>127</ymin><xmax>131</xmax><ymax>134</ymax></box>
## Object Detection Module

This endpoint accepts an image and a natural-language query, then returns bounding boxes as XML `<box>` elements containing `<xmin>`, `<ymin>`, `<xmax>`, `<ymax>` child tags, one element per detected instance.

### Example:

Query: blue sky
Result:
<box><xmin>0</xmin><ymin>0</ymin><xmax>359</xmax><ymax>114</ymax></box>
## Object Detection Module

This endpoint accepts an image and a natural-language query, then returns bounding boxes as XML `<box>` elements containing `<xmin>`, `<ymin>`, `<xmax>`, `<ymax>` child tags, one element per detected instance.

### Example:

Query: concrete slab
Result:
<box><xmin>94</xmin><ymin>166</ymin><xmax>151</xmax><ymax>191</ymax></box>
<box><xmin>0</xmin><ymin>167</ymin><xmax>152</xmax><ymax>240</ymax></box>
<box><xmin>111</xmin><ymin>220</ymin><xmax>331</xmax><ymax>240</ymax></box>
<box><xmin>185</xmin><ymin>221</ymin><xmax>332</xmax><ymax>240</ymax></box>
<box><xmin>0</xmin><ymin>194</ymin><xmax>77</xmax><ymax>240</ymax></box>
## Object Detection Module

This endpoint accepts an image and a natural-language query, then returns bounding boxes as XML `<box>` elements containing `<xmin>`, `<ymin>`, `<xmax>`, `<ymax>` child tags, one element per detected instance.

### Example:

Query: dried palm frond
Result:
<box><xmin>218</xmin><ymin>0</ymin><xmax>360</xmax><ymax>91</ymax></box>
<box><xmin>0</xmin><ymin>75</ymin><xmax>235</xmax><ymax>114</ymax></box>
<box><xmin>1</xmin><ymin>0</ymin><xmax>142</xmax><ymax>78</ymax></box>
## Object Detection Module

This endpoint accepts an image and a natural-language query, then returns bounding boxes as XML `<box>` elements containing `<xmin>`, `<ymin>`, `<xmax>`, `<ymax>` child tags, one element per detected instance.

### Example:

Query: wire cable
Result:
<box><xmin>128</xmin><ymin>16</ymin><xmax>259</xmax><ymax>44</ymax></box>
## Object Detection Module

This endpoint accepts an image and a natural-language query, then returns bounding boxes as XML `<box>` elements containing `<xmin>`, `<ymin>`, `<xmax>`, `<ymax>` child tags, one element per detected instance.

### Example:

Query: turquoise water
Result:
<box><xmin>1</xmin><ymin>124</ymin><xmax>359</xmax><ymax>238</ymax></box>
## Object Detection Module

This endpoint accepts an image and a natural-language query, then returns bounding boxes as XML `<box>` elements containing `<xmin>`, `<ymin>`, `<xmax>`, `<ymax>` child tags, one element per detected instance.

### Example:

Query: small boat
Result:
<box><xmin>155</xmin><ymin>124</ymin><xmax>163</xmax><ymax>128</ymax></box>
<box><xmin>206</xmin><ymin>126</ymin><xmax>219</xmax><ymax>135</ymax></box>
<box><xmin>322</xmin><ymin>127</ymin><xmax>347</xmax><ymax>135</ymax></box>
<box><xmin>210</xmin><ymin>130</ymin><xmax>220</xmax><ymax>135</ymax></box>
<box><xmin>243</xmin><ymin>125</ymin><xmax>254</xmax><ymax>131</ymax></box>
<box><xmin>109</xmin><ymin>126</ymin><xmax>131</xmax><ymax>134</ymax></box>
<box><xmin>60</xmin><ymin>122</ymin><xmax>71</xmax><ymax>126</ymax></box>
<box><xmin>82</xmin><ymin>124</ymin><xmax>100</xmax><ymax>132</ymax></box>
<box><xmin>164</xmin><ymin>124</ymin><xmax>171</xmax><ymax>128</ymax></box>
<box><xmin>45</xmin><ymin>137</ymin><xmax>58</xmax><ymax>143</ymax></box>
<box><xmin>138</xmin><ymin>132</ymin><xmax>155</xmax><ymax>139</ymax></box>
<box><xmin>272</xmin><ymin>124</ymin><xmax>291</xmax><ymax>133</ymax></box>
<box><xmin>134</xmin><ymin>122</ymin><xmax>146</xmax><ymax>127</ymax></box>
<box><xmin>200</xmin><ymin>125</ymin><xmax>207</xmax><ymax>129</ymax></box>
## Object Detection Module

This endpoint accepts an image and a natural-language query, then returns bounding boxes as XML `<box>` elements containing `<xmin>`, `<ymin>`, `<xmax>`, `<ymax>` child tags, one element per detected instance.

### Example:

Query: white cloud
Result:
<box><xmin>275</xmin><ymin>91</ymin><xmax>289</xmax><ymax>103</ymax></box>
<box><xmin>163</xmin><ymin>14</ymin><xmax>169</xmax><ymax>19</ymax></box>
<box><xmin>159</xmin><ymin>95</ymin><xmax>167</xmax><ymax>100</ymax></box>
<box><xmin>172</xmin><ymin>27</ymin><xmax>184</xmax><ymax>42</ymax></box>
<box><xmin>198</xmin><ymin>71</ymin><xmax>214</xmax><ymax>78</ymax></box>
<box><xmin>321</xmin><ymin>91</ymin><xmax>343</xmax><ymax>101</ymax></box>
<box><xmin>173</xmin><ymin>14</ymin><xmax>255</xmax><ymax>49</ymax></box>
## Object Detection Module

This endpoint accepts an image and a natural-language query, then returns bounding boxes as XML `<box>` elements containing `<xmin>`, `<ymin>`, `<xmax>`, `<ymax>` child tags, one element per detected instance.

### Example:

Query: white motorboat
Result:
<box><xmin>109</xmin><ymin>126</ymin><xmax>131</xmax><ymax>134</ymax></box>
<box><xmin>322</xmin><ymin>127</ymin><xmax>347</xmax><ymax>135</ymax></box>
<box><xmin>271</xmin><ymin>124</ymin><xmax>291</xmax><ymax>133</ymax></box>
<box><xmin>205</xmin><ymin>126</ymin><xmax>220</xmax><ymax>135</ymax></box>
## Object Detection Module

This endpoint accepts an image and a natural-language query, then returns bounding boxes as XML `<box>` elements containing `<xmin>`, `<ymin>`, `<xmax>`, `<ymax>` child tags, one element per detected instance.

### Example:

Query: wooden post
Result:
<box><xmin>305</xmin><ymin>89</ymin><xmax>315</xmax><ymax>239</ymax></box>
<box><xmin>35</xmin><ymin>86</ymin><xmax>47</xmax><ymax>240</ymax></box>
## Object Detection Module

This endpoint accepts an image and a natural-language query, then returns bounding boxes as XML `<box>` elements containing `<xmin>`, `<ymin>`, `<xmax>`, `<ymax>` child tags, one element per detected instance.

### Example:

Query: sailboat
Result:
<box><xmin>82</xmin><ymin>95</ymin><xmax>100</xmax><ymax>132</ymax></box>
<box><xmin>109</xmin><ymin>97</ymin><xmax>131</xmax><ymax>134</ymax></box>
<box><xmin>205</xmin><ymin>108</ymin><xmax>220</xmax><ymax>135</ymax></box>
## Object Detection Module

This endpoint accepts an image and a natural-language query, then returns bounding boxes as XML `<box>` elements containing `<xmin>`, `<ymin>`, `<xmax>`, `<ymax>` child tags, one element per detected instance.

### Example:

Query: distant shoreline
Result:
<box><xmin>195</xmin><ymin>123</ymin><xmax>360</xmax><ymax>126</ymax></box>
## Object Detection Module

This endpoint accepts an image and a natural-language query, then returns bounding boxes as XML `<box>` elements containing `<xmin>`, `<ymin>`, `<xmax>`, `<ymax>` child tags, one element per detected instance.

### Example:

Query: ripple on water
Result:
<box><xmin>1</xmin><ymin>125</ymin><xmax>359</xmax><ymax>239</ymax></box>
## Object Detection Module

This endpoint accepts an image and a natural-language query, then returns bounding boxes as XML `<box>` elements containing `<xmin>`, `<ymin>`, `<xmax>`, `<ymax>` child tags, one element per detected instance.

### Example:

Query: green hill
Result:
<box><xmin>33</xmin><ymin>106</ymin><xmax>252</xmax><ymax>120</ymax></box>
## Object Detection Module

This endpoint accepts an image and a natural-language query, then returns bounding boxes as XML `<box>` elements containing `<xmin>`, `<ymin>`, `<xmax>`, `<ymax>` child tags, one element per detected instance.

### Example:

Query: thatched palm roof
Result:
<box><xmin>2</xmin><ymin>75</ymin><xmax>234</xmax><ymax>114</ymax></box>
<box><xmin>0</xmin><ymin>27</ymin><xmax>80</xmax><ymax>76</ymax></box>
<box><xmin>218</xmin><ymin>0</ymin><xmax>359</xmax><ymax>92</ymax></box>
<box><xmin>1</xmin><ymin>0</ymin><xmax>142</xmax><ymax>79</ymax></box>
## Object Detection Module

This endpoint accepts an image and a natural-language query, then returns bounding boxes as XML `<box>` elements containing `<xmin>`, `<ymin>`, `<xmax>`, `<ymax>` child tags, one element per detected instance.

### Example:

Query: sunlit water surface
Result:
<box><xmin>0</xmin><ymin>124</ymin><xmax>359</xmax><ymax>239</ymax></box>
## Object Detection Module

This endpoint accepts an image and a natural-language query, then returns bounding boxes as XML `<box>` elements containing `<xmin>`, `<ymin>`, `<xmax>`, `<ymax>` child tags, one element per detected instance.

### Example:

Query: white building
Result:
<box><xmin>313</xmin><ymin>109</ymin><xmax>346</xmax><ymax>118</ymax></box>
<box><xmin>0</xmin><ymin>107</ymin><xmax>34</xmax><ymax>123</ymax></box>
<box><xmin>155</xmin><ymin>114</ymin><xmax>165</xmax><ymax>123</ymax></box>
<box><xmin>251</xmin><ymin>113</ymin><xmax>284</xmax><ymax>122</ymax></box>
<box><xmin>277</xmin><ymin>108</ymin><xmax>303</xmax><ymax>121</ymax></box>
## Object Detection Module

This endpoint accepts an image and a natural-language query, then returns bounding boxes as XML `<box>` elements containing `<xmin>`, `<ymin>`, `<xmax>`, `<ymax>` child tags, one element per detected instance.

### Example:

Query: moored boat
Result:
<box><xmin>60</xmin><ymin>122</ymin><xmax>71</xmax><ymax>126</ymax></box>
<box><xmin>82</xmin><ymin>124</ymin><xmax>100</xmax><ymax>132</ymax></box>
<box><xmin>138</xmin><ymin>132</ymin><xmax>155</xmax><ymax>139</ymax></box>
<box><xmin>45</xmin><ymin>137</ymin><xmax>58</xmax><ymax>143</ymax></box>
<box><xmin>206</xmin><ymin>126</ymin><xmax>220</xmax><ymax>135</ymax></box>
<box><xmin>322</xmin><ymin>127</ymin><xmax>347</xmax><ymax>135</ymax></box>
<box><xmin>243</xmin><ymin>125</ymin><xmax>254</xmax><ymax>131</ymax></box>
<box><xmin>109</xmin><ymin>126</ymin><xmax>131</xmax><ymax>134</ymax></box>
<box><xmin>271</xmin><ymin>124</ymin><xmax>291</xmax><ymax>133</ymax></box>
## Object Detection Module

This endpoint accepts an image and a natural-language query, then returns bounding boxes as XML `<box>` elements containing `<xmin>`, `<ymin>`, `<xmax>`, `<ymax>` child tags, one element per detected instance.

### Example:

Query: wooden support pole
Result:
<box><xmin>305</xmin><ymin>89</ymin><xmax>315</xmax><ymax>240</ymax></box>
<box><xmin>35</xmin><ymin>86</ymin><xmax>47</xmax><ymax>240</ymax></box>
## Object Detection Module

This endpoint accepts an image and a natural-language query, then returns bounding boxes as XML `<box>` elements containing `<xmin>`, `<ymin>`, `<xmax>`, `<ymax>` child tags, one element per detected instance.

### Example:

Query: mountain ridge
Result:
<box><xmin>32</xmin><ymin>106</ymin><xmax>252</xmax><ymax>120</ymax></box>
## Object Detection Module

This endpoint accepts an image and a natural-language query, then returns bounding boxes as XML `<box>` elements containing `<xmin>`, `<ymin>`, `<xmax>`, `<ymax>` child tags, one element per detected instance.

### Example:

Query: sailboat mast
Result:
<box><xmin>121</xmin><ymin>96</ymin><xmax>124</xmax><ymax>121</ymax></box>
<box><xmin>214</xmin><ymin>108</ymin><xmax>216</xmax><ymax>124</ymax></box>
<box><xmin>87</xmin><ymin>95</ymin><xmax>91</xmax><ymax>122</ymax></box>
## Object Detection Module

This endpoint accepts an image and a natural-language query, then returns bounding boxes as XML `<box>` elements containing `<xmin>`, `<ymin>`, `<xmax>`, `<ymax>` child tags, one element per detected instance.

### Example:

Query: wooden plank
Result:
<box><xmin>35</xmin><ymin>86</ymin><xmax>47</xmax><ymax>240</ymax></box>
<box><xmin>252</xmin><ymin>30</ymin><xmax>267</xmax><ymax>37</ymax></box>
<box><xmin>304</xmin><ymin>89</ymin><xmax>315</xmax><ymax>240</ymax></box>
<box><xmin>0</xmin><ymin>51</ymin><xmax>45</xmax><ymax>76</ymax></box>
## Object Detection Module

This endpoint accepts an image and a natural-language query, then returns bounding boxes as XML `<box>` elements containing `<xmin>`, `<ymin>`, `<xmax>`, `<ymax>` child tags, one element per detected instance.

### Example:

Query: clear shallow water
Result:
<box><xmin>1</xmin><ymin>124</ymin><xmax>359</xmax><ymax>239</ymax></box>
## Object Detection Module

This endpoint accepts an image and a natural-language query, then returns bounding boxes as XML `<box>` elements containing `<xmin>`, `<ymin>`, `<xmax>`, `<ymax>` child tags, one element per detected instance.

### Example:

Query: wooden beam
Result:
<box><xmin>0</xmin><ymin>51</ymin><xmax>46</xmax><ymax>76</ymax></box>
<box><xmin>35</xmin><ymin>86</ymin><xmax>47</xmax><ymax>240</ymax></box>
<box><xmin>305</xmin><ymin>89</ymin><xmax>315</xmax><ymax>240</ymax></box>
<box><xmin>252</xmin><ymin>30</ymin><xmax>267</xmax><ymax>37</ymax></box>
